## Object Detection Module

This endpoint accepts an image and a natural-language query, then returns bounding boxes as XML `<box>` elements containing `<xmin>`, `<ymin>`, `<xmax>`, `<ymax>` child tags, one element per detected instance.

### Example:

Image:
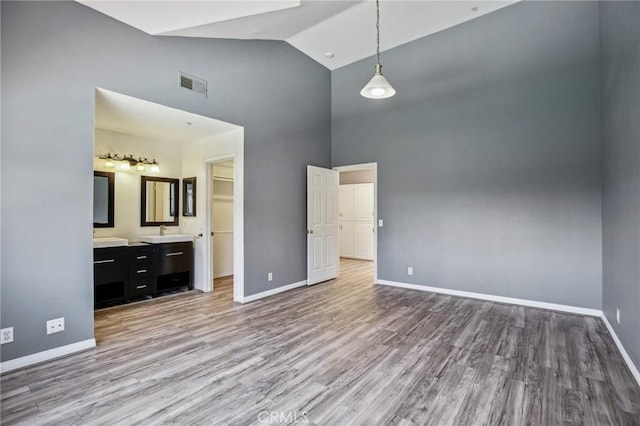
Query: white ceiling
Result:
<box><xmin>95</xmin><ymin>88</ymin><xmax>240</xmax><ymax>143</ymax></box>
<box><xmin>79</xmin><ymin>0</ymin><xmax>518</xmax><ymax>70</ymax></box>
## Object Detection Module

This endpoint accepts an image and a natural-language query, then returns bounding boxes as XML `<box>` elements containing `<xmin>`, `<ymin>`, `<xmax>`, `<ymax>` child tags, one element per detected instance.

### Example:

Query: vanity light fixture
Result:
<box><xmin>360</xmin><ymin>0</ymin><xmax>396</xmax><ymax>99</ymax></box>
<box><xmin>98</xmin><ymin>153</ymin><xmax>160</xmax><ymax>173</ymax></box>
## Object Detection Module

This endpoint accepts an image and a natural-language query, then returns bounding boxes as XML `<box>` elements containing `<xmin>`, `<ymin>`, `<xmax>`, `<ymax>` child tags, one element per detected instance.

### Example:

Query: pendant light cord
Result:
<box><xmin>360</xmin><ymin>0</ymin><xmax>395</xmax><ymax>98</ymax></box>
<box><xmin>376</xmin><ymin>0</ymin><xmax>381</xmax><ymax>65</ymax></box>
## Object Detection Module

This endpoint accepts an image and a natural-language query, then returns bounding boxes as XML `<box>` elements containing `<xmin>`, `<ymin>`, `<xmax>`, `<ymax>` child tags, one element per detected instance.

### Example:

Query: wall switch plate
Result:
<box><xmin>1</xmin><ymin>327</ymin><xmax>14</xmax><ymax>344</ymax></box>
<box><xmin>616</xmin><ymin>308</ymin><xmax>620</xmax><ymax>324</ymax></box>
<box><xmin>408</xmin><ymin>267</ymin><xmax>413</xmax><ymax>276</ymax></box>
<box><xmin>378</xmin><ymin>219</ymin><xmax>383</xmax><ymax>227</ymax></box>
<box><xmin>268</xmin><ymin>272</ymin><xmax>273</xmax><ymax>281</ymax></box>
<box><xmin>46</xmin><ymin>317</ymin><xmax>65</xmax><ymax>335</ymax></box>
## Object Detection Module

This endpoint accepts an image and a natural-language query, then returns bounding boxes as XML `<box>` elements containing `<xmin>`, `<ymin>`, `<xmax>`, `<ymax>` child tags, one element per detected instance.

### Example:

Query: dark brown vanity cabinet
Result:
<box><xmin>93</xmin><ymin>247</ymin><xmax>127</xmax><ymax>308</ymax></box>
<box><xmin>127</xmin><ymin>244</ymin><xmax>155</xmax><ymax>300</ymax></box>
<box><xmin>94</xmin><ymin>241</ymin><xmax>193</xmax><ymax>309</ymax></box>
<box><xmin>155</xmin><ymin>242</ymin><xmax>194</xmax><ymax>292</ymax></box>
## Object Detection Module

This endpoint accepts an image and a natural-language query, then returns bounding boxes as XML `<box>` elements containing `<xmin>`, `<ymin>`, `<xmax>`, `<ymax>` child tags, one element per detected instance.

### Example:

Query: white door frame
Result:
<box><xmin>205</xmin><ymin>154</ymin><xmax>244</xmax><ymax>303</ymax></box>
<box><xmin>333</xmin><ymin>162</ymin><xmax>378</xmax><ymax>283</ymax></box>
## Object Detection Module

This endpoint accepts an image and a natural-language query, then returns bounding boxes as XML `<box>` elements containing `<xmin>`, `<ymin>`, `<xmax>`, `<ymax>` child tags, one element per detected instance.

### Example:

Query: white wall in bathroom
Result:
<box><xmin>93</xmin><ymin>129</ymin><xmax>184</xmax><ymax>241</ymax></box>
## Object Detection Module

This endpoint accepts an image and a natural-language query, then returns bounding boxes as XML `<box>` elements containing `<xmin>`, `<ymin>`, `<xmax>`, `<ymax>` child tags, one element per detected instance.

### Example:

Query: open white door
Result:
<box><xmin>307</xmin><ymin>165</ymin><xmax>339</xmax><ymax>285</ymax></box>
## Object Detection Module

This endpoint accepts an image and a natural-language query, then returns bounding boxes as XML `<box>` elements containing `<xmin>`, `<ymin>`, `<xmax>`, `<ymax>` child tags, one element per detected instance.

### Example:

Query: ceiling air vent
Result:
<box><xmin>179</xmin><ymin>72</ymin><xmax>207</xmax><ymax>97</ymax></box>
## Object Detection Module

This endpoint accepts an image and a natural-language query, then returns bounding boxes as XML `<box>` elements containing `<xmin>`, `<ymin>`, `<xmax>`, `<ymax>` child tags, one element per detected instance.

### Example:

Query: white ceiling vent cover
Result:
<box><xmin>179</xmin><ymin>72</ymin><xmax>207</xmax><ymax>97</ymax></box>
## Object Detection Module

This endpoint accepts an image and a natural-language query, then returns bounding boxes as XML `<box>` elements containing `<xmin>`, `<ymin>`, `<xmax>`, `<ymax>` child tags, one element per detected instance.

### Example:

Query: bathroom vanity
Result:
<box><xmin>93</xmin><ymin>240</ymin><xmax>193</xmax><ymax>309</ymax></box>
<box><xmin>92</xmin><ymin>172</ymin><xmax>195</xmax><ymax>309</ymax></box>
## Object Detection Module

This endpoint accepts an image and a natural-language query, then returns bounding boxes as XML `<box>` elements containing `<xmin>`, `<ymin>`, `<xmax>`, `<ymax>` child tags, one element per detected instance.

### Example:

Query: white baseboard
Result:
<box><xmin>376</xmin><ymin>279</ymin><xmax>602</xmax><ymax>317</ymax></box>
<box><xmin>600</xmin><ymin>314</ymin><xmax>640</xmax><ymax>387</ymax></box>
<box><xmin>214</xmin><ymin>272</ymin><xmax>233</xmax><ymax>279</ymax></box>
<box><xmin>0</xmin><ymin>338</ymin><xmax>96</xmax><ymax>374</ymax></box>
<box><xmin>241</xmin><ymin>280</ymin><xmax>308</xmax><ymax>303</ymax></box>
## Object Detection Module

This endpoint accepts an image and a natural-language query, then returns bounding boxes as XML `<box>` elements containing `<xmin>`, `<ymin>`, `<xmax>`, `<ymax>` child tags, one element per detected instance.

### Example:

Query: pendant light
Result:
<box><xmin>360</xmin><ymin>0</ymin><xmax>396</xmax><ymax>99</ymax></box>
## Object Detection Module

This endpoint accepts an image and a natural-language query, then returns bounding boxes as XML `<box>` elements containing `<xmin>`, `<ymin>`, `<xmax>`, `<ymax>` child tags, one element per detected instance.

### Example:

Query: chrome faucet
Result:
<box><xmin>159</xmin><ymin>225</ymin><xmax>167</xmax><ymax>236</ymax></box>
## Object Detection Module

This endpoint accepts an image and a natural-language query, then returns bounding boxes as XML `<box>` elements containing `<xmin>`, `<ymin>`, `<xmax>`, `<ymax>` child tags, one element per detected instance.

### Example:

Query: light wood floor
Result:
<box><xmin>2</xmin><ymin>259</ymin><xmax>639</xmax><ymax>425</ymax></box>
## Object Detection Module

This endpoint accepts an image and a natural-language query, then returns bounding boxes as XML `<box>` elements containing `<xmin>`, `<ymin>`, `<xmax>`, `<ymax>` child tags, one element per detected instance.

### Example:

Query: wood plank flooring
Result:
<box><xmin>1</xmin><ymin>259</ymin><xmax>639</xmax><ymax>425</ymax></box>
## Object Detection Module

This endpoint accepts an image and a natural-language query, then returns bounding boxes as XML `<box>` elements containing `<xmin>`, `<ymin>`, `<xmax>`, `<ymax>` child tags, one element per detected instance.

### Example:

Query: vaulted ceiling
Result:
<box><xmin>78</xmin><ymin>0</ymin><xmax>517</xmax><ymax>70</ymax></box>
<box><xmin>95</xmin><ymin>89</ymin><xmax>240</xmax><ymax>143</ymax></box>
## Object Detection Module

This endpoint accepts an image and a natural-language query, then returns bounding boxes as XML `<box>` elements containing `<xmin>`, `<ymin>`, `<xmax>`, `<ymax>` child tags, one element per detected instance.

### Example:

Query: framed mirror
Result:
<box><xmin>141</xmin><ymin>176</ymin><xmax>179</xmax><ymax>227</ymax></box>
<box><xmin>183</xmin><ymin>177</ymin><xmax>196</xmax><ymax>217</ymax></box>
<box><xmin>94</xmin><ymin>171</ymin><xmax>115</xmax><ymax>228</ymax></box>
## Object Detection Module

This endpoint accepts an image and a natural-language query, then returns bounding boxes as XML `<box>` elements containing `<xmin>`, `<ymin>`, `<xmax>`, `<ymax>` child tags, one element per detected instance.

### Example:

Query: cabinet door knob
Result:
<box><xmin>166</xmin><ymin>252</ymin><xmax>183</xmax><ymax>257</ymax></box>
<box><xmin>94</xmin><ymin>259</ymin><xmax>115</xmax><ymax>264</ymax></box>
<box><xmin>136</xmin><ymin>269</ymin><xmax>147</xmax><ymax>274</ymax></box>
<box><xmin>136</xmin><ymin>285</ymin><xmax>147</xmax><ymax>289</ymax></box>
<box><xmin>136</xmin><ymin>255</ymin><xmax>147</xmax><ymax>260</ymax></box>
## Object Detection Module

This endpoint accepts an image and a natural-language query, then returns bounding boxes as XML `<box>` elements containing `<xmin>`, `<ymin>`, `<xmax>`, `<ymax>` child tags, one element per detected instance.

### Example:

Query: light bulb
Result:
<box><xmin>371</xmin><ymin>88</ymin><xmax>386</xmax><ymax>96</ymax></box>
<box><xmin>104</xmin><ymin>159</ymin><xmax>115</xmax><ymax>168</ymax></box>
<box><xmin>137</xmin><ymin>163</ymin><xmax>146</xmax><ymax>172</ymax></box>
<box><xmin>150</xmin><ymin>162</ymin><xmax>160</xmax><ymax>173</ymax></box>
<box><xmin>120</xmin><ymin>161</ymin><xmax>130</xmax><ymax>170</ymax></box>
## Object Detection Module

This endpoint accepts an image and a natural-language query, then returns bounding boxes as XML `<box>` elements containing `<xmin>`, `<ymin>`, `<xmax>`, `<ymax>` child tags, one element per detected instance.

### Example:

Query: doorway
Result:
<box><xmin>93</xmin><ymin>88</ymin><xmax>245</xmax><ymax>312</ymax></box>
<box><xmin>334</xmin><ymin>163</ymin><xmax>378</xmax><ymax>283</ymax></box>
<box><xmin>205</xmin><ymin>153</ymin><xmax>244</xmax><ymax>303</ymax></box>
<box><xmin>211</xmin><ymin>160</ymin><xmax>235</xmax><ymax>298</ymax></box>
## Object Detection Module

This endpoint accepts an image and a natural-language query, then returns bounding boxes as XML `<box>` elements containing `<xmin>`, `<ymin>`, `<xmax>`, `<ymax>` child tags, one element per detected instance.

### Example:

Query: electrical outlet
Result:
<box><xmin>46</xmin><ymin>317</ymin><xmax>65</xmax><ymax>335</ymax></box>
<box><xmin>408</xmin><ymin>267</ymin><xmax>413</xmax><ymax>276</ymax></box>
<box><xmin>268</xmin><ymin>272</ymin><xmax>273</xmax><ymax>281</ymax></box>
<box><xmin>1</xmin><ymin>327</ymin><xmax>14</xmax><ymax>344</ymax></box>
<box><xmin>616</xmin><ymin>308</ymin><xmax>620</xmax><ymax>324</ymax></box>
<box><xmin>378</xmin><ymin>219</ymin><xmax>384</xmax><ymax>227</ymax></box>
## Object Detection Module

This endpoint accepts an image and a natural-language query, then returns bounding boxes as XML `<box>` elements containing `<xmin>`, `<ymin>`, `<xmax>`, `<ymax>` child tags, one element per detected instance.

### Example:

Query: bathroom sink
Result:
<box><xmin>93</xmin><ymin>237</ymin><xmax>129</xmax><ymax>248</ymax></box>
<box><xmin>139</xmin><ymin>234</ymin><xmax>194</xmax><ymax>244</ymax></box>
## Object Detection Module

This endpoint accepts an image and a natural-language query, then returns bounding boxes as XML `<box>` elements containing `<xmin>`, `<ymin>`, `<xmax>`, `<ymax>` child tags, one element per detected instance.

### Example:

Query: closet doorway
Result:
<box><xmin>212</xmin><ymin>160</ymin><xmax>234</xmax><ymax>280</ymax></box>
<box><xmin>206</xmin><ymin>156</ymin><xmax>243</xmax><ymax>302</ymax></box>
<box><xmin>334</xmin><ymin>163</ymin><xmax>378</xmax><ymax>282</ymax></box>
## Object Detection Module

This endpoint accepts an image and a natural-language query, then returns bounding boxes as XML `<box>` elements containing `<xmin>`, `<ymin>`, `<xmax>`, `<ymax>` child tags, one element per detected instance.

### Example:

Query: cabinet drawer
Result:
<box><xmin>130</xmin><ymin>246</ymin><xmax>153</xmax><ymax>260</ymax></box>
<box><xmin>94</xmin><ymin>248</ymin><xmax>127</xmax><ymax>285</ymax></box>
<box><xmin>129</xmin><ymin>260</ymin><xmax>154</xmax><ymax>276</ymax></box>
<box><xmin>127</xmin><ymin>280</ymin><xmax>155</xmax><ymax>299</ymax></box>
<box><xmin>155</xmin><ymin>243</ymin><xmax>193</xmax><ymax>275</ymax></box>
<box><xmin>129</xmin><ymin>247</ymin><xmax>154</xmax><ymax>265</ymax></box>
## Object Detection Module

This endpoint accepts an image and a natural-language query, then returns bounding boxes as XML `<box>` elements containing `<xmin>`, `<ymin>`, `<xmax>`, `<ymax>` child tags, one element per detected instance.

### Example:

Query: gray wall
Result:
<box><xmin>0</xmin><ymin>1</ymin><xmax>330</xmax><ymax>361</ymax></box>
<box><xmin>600</xmin><ymin>1</ymin><xmax>640</xmax><ymax>369</ymax></box>
<box><xmin>332</xmin><ymin>1</ymin><xmax>603</xmax><ymax>308</ymax></box>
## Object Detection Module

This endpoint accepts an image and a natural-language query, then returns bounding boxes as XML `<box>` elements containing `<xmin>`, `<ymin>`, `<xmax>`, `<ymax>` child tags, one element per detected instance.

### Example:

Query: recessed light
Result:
<box><xmin>324</xmin><ymin>52</ymin><xmax>335</xmax><ymax>59</ymax></box>
<box><xmin>471</xmin><ymin>7</ymin><xmax>478</xmax><ymax>12</ymax></box>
